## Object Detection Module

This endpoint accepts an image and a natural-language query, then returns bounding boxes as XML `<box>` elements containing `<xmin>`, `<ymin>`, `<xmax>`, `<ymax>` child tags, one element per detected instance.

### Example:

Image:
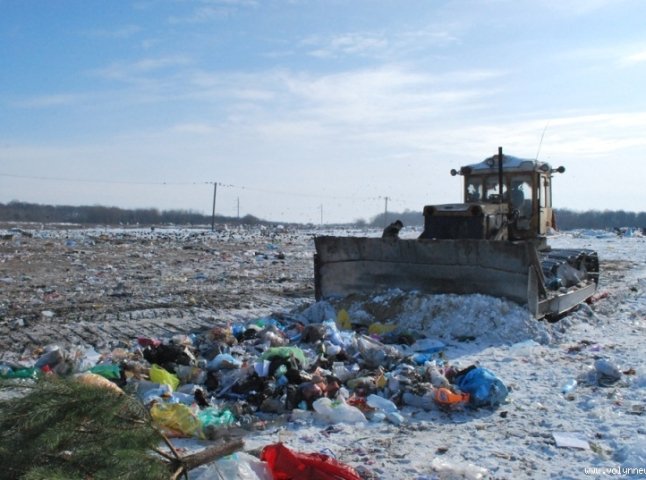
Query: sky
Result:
<box><xmin>1</xmin><ymin>0</ymin><xmax>645</xmax><ymax>225</ymax></box>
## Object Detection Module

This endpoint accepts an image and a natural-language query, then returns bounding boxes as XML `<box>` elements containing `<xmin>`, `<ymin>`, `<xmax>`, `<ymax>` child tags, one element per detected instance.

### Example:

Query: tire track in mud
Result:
<box><xmin>0</xmin><ymin>227</ymin><xmax>315</xmax><ymax>358</ymax></box>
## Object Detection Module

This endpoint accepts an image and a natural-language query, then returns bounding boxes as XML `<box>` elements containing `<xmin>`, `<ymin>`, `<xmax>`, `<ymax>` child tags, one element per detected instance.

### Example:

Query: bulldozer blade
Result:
<box><xmin>314</xmin><ymin>236</ymin><xmax>595</xmax><ymax>319</ymax></box>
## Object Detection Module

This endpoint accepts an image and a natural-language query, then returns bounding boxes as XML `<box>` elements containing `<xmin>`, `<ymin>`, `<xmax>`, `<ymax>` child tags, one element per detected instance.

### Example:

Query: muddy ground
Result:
<box><xmin>0</xmin><ymin>225</ymin><xmax>317</xmax><ymax>360</ymax></box>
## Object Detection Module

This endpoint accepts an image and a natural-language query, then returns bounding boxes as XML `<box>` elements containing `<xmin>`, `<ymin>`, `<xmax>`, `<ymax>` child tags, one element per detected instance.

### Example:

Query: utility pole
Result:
<box><xmin>320</xmin><ymin>204</ymin><xmax>323</xmax><ymax>226</ymax></box>
<box><xmin>383</xmin><ymin>196</ymin><xmax>389</xmax><ymax>227</ymax></box>
<box><xmin>211</xmin><ymin>182</ymin><xmax>217</xmax><ymax>232</ymax></box>
<box><xmin>237</xmin><ymin>197</ymin><xmax>240</xmax><ymax>220</ymax></box>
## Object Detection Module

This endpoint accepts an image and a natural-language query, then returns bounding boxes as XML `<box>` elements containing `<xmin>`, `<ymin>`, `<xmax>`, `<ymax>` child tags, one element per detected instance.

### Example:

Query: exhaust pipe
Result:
<box><xmin>498</xmin><ymin>146</ymin><xmax>504</xmax><ymax>204</ymax></box>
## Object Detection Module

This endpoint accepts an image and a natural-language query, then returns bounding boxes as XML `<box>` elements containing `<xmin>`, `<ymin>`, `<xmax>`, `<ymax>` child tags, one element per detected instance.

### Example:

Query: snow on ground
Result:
<box><xmin>229</xmin><ymin>230</ymin><xmax>645</xmax><ymax>480</ymax></box>
<box><xmin>1</xmin><ymin>225</ymin><xmax>644</xmax><ymax>479</ymax></box>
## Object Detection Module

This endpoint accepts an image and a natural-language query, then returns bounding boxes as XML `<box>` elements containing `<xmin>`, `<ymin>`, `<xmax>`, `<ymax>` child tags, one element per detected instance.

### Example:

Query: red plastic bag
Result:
<box><xmin>260</xmin><ymin>443</ymin><xmax>362</xmax><ymax>480</ymax></box>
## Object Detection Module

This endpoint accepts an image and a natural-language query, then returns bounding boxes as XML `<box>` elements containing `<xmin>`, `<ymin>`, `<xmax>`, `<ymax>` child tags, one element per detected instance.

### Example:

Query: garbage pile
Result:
<box><xmin>2</xmin><ymin>297</ymin><xmax>638</xmax><ymax>479</ymax></box>
<box><xmin>1</xmin><ymin>302</ymin><xmax>512</xmax><ymax>435</ymax></box>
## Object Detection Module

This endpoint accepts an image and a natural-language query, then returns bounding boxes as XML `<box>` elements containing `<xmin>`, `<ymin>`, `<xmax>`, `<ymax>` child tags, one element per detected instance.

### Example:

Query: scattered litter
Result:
<box><xmin>594</xmin><ymin>359</ymin><xmax>623</xmax><ymax>386</ymax></box>
<box><xmin>0</xmin><ymin>226</ymin><xmax>642</xmax><ymax>479</ymax></box>
<box><xmin>552</xmin><ymin>432</ymin><xmax>590</xmax><ymax>450</ymax></box>
<box><xmin>430</xmin><ymin>457</ymin><xmax>488</xmax><ymax>479</ymax></box>
<box><xmin>260</xmin><ymin>443</ymin><xmax>362</xmax><ymax>480</ymax></box>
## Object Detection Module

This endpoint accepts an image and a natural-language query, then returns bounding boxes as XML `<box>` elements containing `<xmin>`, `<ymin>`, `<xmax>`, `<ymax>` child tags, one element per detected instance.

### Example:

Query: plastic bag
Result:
<box><xmin>260</xmin><ymin>443</ymin><xmax>362</xmax><ymax>480</ymax></box>
<box><xmin>261</xmin><ymin>347</ymin><xmax>307</xmax><ymax>368</ymax></box>
<box><xmin>313</xmin><ymin>397</ymin><xmax>367</xmax><ymax>424</ymax></box>
<box><xmin>454</xmin><ymin>366</ymin><xmax>508</xmax><ymax>407</ymax></box>
<box><xmin>336</xmin><ymin>309</ymin><xmax>352</xmax><ymax>330</ymax></box>
<box><xmin>198</xmin><ymin>407</ymin><xmax>236</xmax><ymax>428</ymax></box>
<box><xmin>141</xmin><ymin>384</ymin><xmax>174</xmax><ymax>406</ymax></box>
<box><xmin>594</xmin><ymin>359</ymin><xmax>622</xmax><ymax>386</ymax></box>
<box><xmin>150</xmin><ymin>402</ymin><xmax>203</xmax><ymax>438</ymax></box>
<box><xmin>207</xmin><ymin>353</ymin><xmax>242</xmax><ymax>371</ymax></box>
<box><xmin>89</xmin><ymin>364</ymin><xmax>121</xmax><ymax>380</ymax></box>
<box><xmin>323</xmin><ymin>320</ymin><xmax>354</xmax><ymax>348</ymax></box>
<box><xmin>0</xmin><ymin>367</ymin><xmax>40</xmax><ymax>380</ymax></box>
<box><xmin>368</xmin><ymin>322</ymin><xmax>397</xmax><ymax>336</ymax></box>
<box><xmin>430</xmin><ymin>457</ymin><xmax>488</xmax><ymax>480</ymax></box>
<box><xmin>366</xmin><ymin>394</ymin><xmax>398</xmax><ymax>413</ymax></box>
<box><xmin>195</xmin><ymin>452</ymin><xmax>272</xmax><ymax>480</ymax></box>
<box><xmin>74</xmin><ymin>346</ymin><xmax>101</xmax><ymax>372</ymax></box>
<box><xmin>149</xmin><ymin>364</ymin><xmax>180</xmax><ymax>391</ymax></box>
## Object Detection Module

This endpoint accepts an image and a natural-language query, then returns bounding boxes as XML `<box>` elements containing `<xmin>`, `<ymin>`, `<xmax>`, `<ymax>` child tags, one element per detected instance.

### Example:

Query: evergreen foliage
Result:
<box><xmin>0</xmin><ymin>377</ymin><xmax>169</xmax><ymax>480</ymax></box>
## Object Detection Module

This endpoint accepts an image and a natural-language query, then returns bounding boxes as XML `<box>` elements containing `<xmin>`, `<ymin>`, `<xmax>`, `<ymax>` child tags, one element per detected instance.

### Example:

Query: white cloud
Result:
<box><xmin>93</xmin><ymin>56</ymin><xmax>193</xmax><ymax>82</ymax></box>
<box><xmin>537</xmin><ymin>0</ymin><xmax>622</xmax><ymax>15</ymax></box>
<box><xmin>620</xmin><ymin>50</ymin><xmax>646</xmax><ymax>66</ymax></box>
<box><xmin>171</xmin><ymin>123</ymin><xmax>218</xmax><ymax>134</ymax></box>
<box><xmin>84</xmin><ymin>25</ymin><xmax>141</xmax><ymax>39</ymax></box>
<box><xmin>303</xmin><ymin>24</ymin><xmax>461</xmax><ymax>60</ymax></box>
<box><xmin>276</xmin><ymin>67</ymin><xmax>503</xmax><ymax>127</ymax></box>
<box><xmin>306</xmin><ymin>33</ymin><xmax>389</xmax><ymax>58</ymax></box>
<box><xmin>168</xmin><ymin>0</ymin><xmax>258</xmax><ymax>24</ymax></box>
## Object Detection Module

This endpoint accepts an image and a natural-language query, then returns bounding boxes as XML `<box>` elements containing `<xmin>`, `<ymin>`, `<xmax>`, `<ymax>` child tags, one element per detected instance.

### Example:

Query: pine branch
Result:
<box><xmin>0</xmin><ymin>377</ymin><xmax>247</xmax><ymax>479</ymax></box>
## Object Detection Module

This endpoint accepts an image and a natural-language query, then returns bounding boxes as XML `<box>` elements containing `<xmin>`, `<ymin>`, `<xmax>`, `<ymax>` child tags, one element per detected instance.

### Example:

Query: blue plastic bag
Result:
<box><xmin>455</xmin><ymin>367</ymin><xmax>508</xmax><ymax>407</ymax></box>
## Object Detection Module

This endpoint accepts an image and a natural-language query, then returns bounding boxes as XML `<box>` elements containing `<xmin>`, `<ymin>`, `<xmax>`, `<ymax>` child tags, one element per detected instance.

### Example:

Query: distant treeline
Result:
<box><xmin>553</xmin><ymin>209</ymin><xmax>646</xmax><ymax>231</ymax></box>
<box><xmin>0</xmin><ymin>201</ymin><xmax>266</xmax><ymax>226</ymax></box>
<box><xmin>1</xmin><ymin>201</ymin><xmax>644</xmax><ymax>230</ymax></box>
<box><xmin>370</xmin><ymin>208</ymin><xmax>646</xmax><ymax>231</ymax></box>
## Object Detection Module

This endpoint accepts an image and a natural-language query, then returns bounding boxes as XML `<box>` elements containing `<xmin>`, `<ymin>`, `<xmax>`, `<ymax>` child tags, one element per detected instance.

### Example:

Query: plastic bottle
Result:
<box><xmin>561</xmin><ymin>379</ymin><xmax>577</xmax><ymax>395</ymax></box>
<box><xmin>386</xmin><ymin>412</ymin><xmax>405</xmax><ymax>426</ymax></box>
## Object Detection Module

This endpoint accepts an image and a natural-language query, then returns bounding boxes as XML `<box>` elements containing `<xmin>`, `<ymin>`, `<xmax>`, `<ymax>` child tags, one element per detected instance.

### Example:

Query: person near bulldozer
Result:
<box><xmin>382</xmin><ymin>220</ymin><xmax>403</xmax><ymax>239</ymax></box>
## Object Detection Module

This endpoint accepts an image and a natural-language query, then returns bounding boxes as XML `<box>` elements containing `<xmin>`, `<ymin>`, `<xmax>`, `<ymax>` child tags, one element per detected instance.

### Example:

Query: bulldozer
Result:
<box><xmin>314</xmin><ymin>147</ymin><xmax>599</xmax><ymax>319</ymax></box>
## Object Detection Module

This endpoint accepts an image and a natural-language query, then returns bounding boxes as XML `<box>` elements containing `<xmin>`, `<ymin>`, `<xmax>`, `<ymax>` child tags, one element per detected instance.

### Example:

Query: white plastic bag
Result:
<box><xmin>193</xmin><ymin>452</ymin><xmax>272</xmax><ymax>480</ymax></box>
<box><xmin>312</xmin><ymin>397</ymin><xmax>367</xmax><ymax>425</ymax></box>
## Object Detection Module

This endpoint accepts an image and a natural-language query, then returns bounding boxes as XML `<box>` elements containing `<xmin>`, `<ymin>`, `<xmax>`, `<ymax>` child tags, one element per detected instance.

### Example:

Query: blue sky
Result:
<box><xmin>1</xmin><ymin>0</ymin><xmax>645</xmax><ymax>224</ymax></box>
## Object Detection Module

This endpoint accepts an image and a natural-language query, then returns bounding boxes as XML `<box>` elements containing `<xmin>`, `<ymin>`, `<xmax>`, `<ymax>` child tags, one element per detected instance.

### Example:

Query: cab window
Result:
<box><xmin>509</xmin><ymin>175</ymin><xmax>533</xmax><ymax>217</ymax></box>
<box><xmin>466</xmin><ymin>178</ymin><xmax>483</xmax><ymax>202</ymax></box>
<box><xmin>484</xmin><ymin>176</ymin><xmax>507</xmax><ymax>202</ymax></box>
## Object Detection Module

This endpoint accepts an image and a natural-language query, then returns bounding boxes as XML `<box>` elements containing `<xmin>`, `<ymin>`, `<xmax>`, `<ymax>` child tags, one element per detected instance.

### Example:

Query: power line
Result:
<box><xmin>0</xmin><ymin>172</ymin><xmax>388</xmax><ymax>202</ymax></box>
<box><xmin>0</xmin><ymin>172</ymin><xmax>207</xmax><ymax>186</ymax></box>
